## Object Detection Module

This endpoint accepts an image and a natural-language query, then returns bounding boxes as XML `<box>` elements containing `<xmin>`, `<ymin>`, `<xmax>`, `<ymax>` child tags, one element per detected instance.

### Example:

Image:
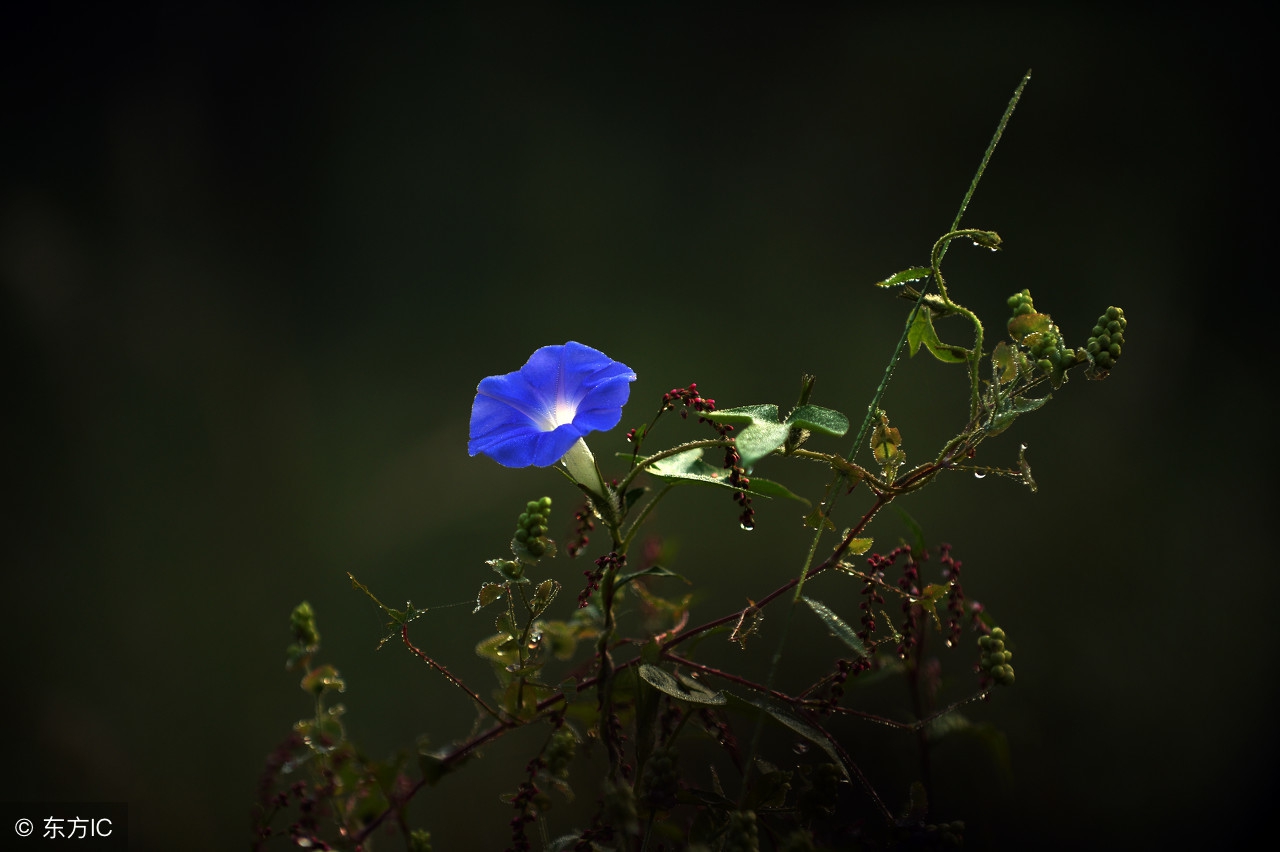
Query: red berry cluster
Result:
<box><xmin>578</xmin><ymin>551</ymin><xmax>624</xmax><ymax>609</ymax></box>
<box><xmin>508</xmin><ymin>754</ymin><xmax>547</xmax><ymax>852</ymax></box>
<box><xmin>661</xmin><ymin>383</ymin><xmax>755</xmax><ymax>529</ymax></box>
<box><xmin>896</xmin><ymin>549</ymin><xmax>924</xmax><ymax>660</ymax></box>
<box><xmin>566</xmin><ymin>501</ymin><xmax>596</xmax><ymax>558</ymax></box>
<box><xmin>939</xmin><ymin>543</ymin><xmax>966</xmax><ymax>648</ymax></box>
<box><xmin>661</xmin><ymin>382</ymin><xmax>716</xmax><ymax>420</ymax></box>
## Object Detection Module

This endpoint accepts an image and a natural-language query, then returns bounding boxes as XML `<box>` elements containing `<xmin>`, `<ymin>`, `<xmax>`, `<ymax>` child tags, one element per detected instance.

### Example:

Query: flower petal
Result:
<box><xmin>468</xmin><ymin>341</ymin><xmax>636</xmax><ymax>469</ymax></box>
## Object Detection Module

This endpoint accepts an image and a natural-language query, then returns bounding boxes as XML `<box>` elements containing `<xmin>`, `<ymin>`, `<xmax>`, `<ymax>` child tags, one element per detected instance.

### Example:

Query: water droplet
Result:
<box><xmin>792</xmin><ymin>742</ymin><xmax>809</xmax><ymax>755</ymax></box>
<box><xmin>944</xmin><ymin>639</ymin><xmax>954</xmax><ymax>649</ymax></box>
<box><xmin>740</xmin><ymin>523</ymin><xmax>754</xmax><ymax>531</ymax></box>
<box><xmin>973</xmin><ymin>471</ymin><xmax>986</xmax><ymax>479</ymax></box>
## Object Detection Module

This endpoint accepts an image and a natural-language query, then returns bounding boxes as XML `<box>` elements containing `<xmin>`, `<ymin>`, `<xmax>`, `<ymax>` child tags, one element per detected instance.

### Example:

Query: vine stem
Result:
<box><xmin>735</xmin><ymin>69</ymin><xmax>1031</xmax><ymax>808</ymax></box>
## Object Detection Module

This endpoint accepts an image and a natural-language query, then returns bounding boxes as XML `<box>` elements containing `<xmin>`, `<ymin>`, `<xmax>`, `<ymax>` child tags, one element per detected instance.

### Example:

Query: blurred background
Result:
<box><xmin>3</xmin><ymin>3</ymin><xmax>1270</xmax><ymax>849</ymax></box>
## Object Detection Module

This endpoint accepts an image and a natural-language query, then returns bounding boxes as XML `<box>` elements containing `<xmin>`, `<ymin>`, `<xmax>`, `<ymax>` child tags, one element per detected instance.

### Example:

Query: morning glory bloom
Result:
<box><xmin>469</xmin><ymin>342</ymin><xmax>636</xmax><ymax>494</ymax></box>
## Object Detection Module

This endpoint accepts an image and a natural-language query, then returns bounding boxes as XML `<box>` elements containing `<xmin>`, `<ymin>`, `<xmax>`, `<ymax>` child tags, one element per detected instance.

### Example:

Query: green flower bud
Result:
<box><xmin>289</xmin><ymin>601</ymin><xmax>320</xmax><ymax>647</ymax></box>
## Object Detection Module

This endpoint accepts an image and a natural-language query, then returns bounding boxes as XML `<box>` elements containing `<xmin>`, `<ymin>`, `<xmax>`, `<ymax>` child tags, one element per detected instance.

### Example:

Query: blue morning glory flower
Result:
<box><xmin>468</xmin><ymin>342</ymin><xmax>637</xmax><ymax>481</ymax></box>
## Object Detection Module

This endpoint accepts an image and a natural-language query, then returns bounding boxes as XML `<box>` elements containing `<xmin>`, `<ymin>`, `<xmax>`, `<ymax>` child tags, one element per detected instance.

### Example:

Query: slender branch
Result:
<box><xmin>400</xmin><ymin>624</ymin><xmax>504</xmax><ymax>723</ymax></box>
<box><xmin>813</xmin><ymin>687</ymin><xmax>994</xmax><ymax>733</ymax></box>
<box><xmin>663</xmin><ymin>652</ymin><xmax>795</xmax><ymax>703</ymax></box>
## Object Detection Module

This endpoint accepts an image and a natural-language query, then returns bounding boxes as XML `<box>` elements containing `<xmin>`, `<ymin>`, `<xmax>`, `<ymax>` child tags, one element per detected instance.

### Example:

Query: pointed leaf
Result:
<box><xmin>802</xmin><ymin>507</ymin><xmax>837</xmax><ymax>531</ymax></box>
<box><xmin>843</xmin><ymin>536</ymin><xmax>874</xmax><ymax>556</ymax></box>
<box><xmin>1010</xmin><ymin>395</ymin><xmax>1051</xmax><ymax>416</ymax></box>
<box><xmin>642</xmin><ymin>449</ymin><xmax>808</xmax><ymax>504</ymax></box>
<box><xmin>637</xmin><ymin>663</ymin><xmax>726</xmax><ymax>705</ymax></box>
<box><xmin>531</xmin><ymin>579</ymin><xmax>559</xmax><ymax>616</ymax></box>
<box><xmin>747</xmin><ymin>478</ymin><xmax>811</xmax><ymax>505</ymax></box>
<box><xmin>875</xmin><ymin>266</ymin><xmax>933</xmax><ymax>288</ymax></box>
<box><xmin>786</xmin><ymin>405</ymin><xmax>850</xmax><ymax>437</ymax></box>
<box><xmin>892</xmin><ymin>506</ymin><xmax>927</xmax><ymax>557</ymax></box>
<box><xmin>700</xmin><ymin>404</ymin><xmax>780</xmax><ymax>426</ymax></box>
<box><xmin>616</xmin><ymin>564</ymin><xmax>690</xmax><ymax>587</ymax></box>
<box><xmin>802</xmin><ymin>597</ymin><xmax>868</xmax><ymax>659</ymax></box>
<box><xmin>991</xmin><ymin>341</ymin><xmax>1017</xmax><ymax>384</ymax></box>
<box><xmin>917</xmin><ymin>583</ymin><xmax>951</xmax><ymax>629</ymax></box>
<box><xmin>474</xmin><ymin>583</ymin><xmax>506</xmax><ymax>613</ymax></box>
<box><xmin>909</xmin><ymin>310</ymin><xmax>968</xmax><ymax>363</ymax></box>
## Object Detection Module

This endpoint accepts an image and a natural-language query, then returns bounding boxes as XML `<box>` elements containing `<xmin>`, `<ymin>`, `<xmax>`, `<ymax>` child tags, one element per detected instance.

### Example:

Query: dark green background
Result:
<box><xmin>4</xmin><ymin>4</ymin><xmax>1269</xmax><ymax>849</ymax></box>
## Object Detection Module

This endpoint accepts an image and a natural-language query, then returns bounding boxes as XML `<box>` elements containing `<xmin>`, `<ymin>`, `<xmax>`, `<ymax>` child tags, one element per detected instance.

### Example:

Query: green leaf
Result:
<box><xmin>700</xmin><ymin>404</ymin><xmax>780</xmax><ymax>426</ymax></box>
<box><xmin>703</xmin><ymin>403</ymin><xmax>850</xmax><ymax>466</ymax></box>
<box><xmin>802</xmin><ymin>597</ymin><xmax>868</xmax><ymax>659</ymax></box>
<box><xmin>747</xmin><ymin>478</ymin><xmax>810</xmax><ymax>505</ymax></box>
<box><xmin>985</xmin><ymin>393</ymin><xmax>1051</xmax><ymax>436</ymax></box>
<box><xmin>917</xmin><ymin>583</ymin><xmax>952</xmax><ymax>630</ymax></box>
<box><xmin>991</xmin><ymin>341</ymin><xmax>1018</xmax><ymax>384</ymax></box>
<box><xmin>843</xmin><ymin>536</ymin><xmax>874</xmax><ymax>556</ymax></box>
<box><xmin>892</xmin><ymin>506</ymin><xmax>927</xmax><ymax>557</ymax></box>
<box><xmin>637</xmin><ymin>664</ymin><xmax>726</xmax><ymax>705</ymax></box>
<box><xmin>474</xmin><ymin>582</ymin><xmax>505</xmax><ymax>613</ymax></box>
<box><xmin>908</xmin><ymin>309</ymin><xmax>969</xmax><ymax>363</ymax></box>
<box><xmin>733</xmin><ymin>421</ymin><xmax>792</xmax><ymax>467</ymax></box>
<box><xmin>616</xmin><ymin>564</ymin><xmax>690</xmax><ymax>587</ymax></box>
<box><xmin>643</xmin><ymin>449</ymin><xmax>809</xmax><ymax>504</ymax></box>
<box><xmin>730</xmin><ymin>693</ymin><xmax>851</xmax><ymax>780</ymax></box>
<box><xmin>802</xmin><ymin>507</ymin><xmax>836</xmax><ymax>531</ymax></box>
<box><xmin>786</xmin><ymin>404</ymin><xmax>850</xmax><ymax>437</ymax></box>
<box><xmin>875</xmin><ymin>266</ymin><xmax>933</xmax><ymax>288</ymax></box>
<box><xmin>475</xmin><ymin>632</ymin><xmax>520</xmax><ymax>665</ymax></box>
<box><xmin>531</xmin><ymin>579</ymin><xmax>559</xmax><ymax>616</ymax></box>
